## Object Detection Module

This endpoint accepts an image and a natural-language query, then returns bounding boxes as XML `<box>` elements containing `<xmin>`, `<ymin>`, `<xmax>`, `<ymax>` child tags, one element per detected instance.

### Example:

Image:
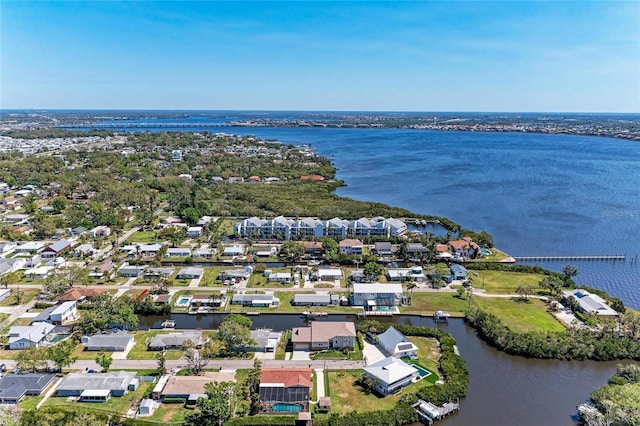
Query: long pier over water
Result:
<box><xmin>515</xmin><ymin>255</ymin><xmax>626</xmax><ymax>261</ymax></box>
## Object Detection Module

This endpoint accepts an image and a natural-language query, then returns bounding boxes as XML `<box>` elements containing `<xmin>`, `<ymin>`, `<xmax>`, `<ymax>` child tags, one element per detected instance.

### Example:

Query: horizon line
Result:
<box><xmin>1</xmin><ymin>108</ymin><xmax>639</xmax><ymax>115</ymax></box>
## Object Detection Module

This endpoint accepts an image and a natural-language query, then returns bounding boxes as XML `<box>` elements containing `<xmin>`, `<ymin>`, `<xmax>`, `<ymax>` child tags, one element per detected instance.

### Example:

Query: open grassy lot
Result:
<box><xmin>468</xmin><ymin>270</ymin><xmax>544</xmax><ymax>294</ymax></box>
<box><xmin>145</xmin><ymin>403</ymin><xmax>191</xmax><ymax>423</ymax></box>
<box><xmin>125</xmin><ymin>230</ymin><xmax>157</xmax><ymax>243</ymax></box>
<box><xmin>411</xmin><ymin>336</ymin><xmax>441</xmax><ymax>374</ymax></box>
<box><xmin>400</xmin><ymin>292</ymin><xmax>468</xmax><ymax>315</ymax></box>
<box><xmin>126</xmin><ymin>331</ymin><xmax>184</xmax><ymax>360</ymax></box>
<box><xmin>473</xmin><ymin>297</ymin><xmax>566</xmax><ymax>333</ymax></box>
<box><xmin>472</xmin><ymin>247</ymin><xmax>512</xmax><ymax>262</ymax></box>
<box><xmin>0</xmin><ymin>288</ymin><xmax>41</xmax><ymax>307</ymax></box>
<box><xmin>199</xmin><ymin>267</ymin><xmax>227</xmax><ymax>287</ymax></box>
<box><xmin>327</xmin><ymin>369</ymin><xmax>432</xmax><ymax>414</ymax></box>
<box><xmin>44</xmin><ymin>381</ymin><xmax>152</xmax><ymax>415</ymax></box>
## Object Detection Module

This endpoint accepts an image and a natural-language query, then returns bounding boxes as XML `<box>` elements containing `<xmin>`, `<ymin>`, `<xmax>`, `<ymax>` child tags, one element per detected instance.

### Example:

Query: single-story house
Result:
<box><xmin>450</xmin><ymin>264</ymin><xmax>467</xmax><ymax>280</ymax></box>
<box><xmin>83</xmin><ymin>332</ymin><xmax>135</xmax><ymax>352</ymax></box>
<box><xmin>259</xmin><ymin>368</ymin><xmax>312</xmax><ymax>413</ymax></box>
<box><xmin>58</xmin><ymin>287</ymin><xmax>106</xmax><ymax>302</ymax></box>
<box><xmin>563</xmin><ymin>289</ymin><xmax>619</xmax><ymax>317</ymax></box>
<box><xmin>14</xmin><ymin>241</ymin><xmax>45</xmax><ymax>254</ymax></box>
<box><xmin>292</xmin><ymin>294</ymin><xmax>338</xmax><ymax>306</ymax></box>
<box><xmin>177</xmin><ymin>267</ymin><xmax>204</xmax><ymax>279</ymax></box>
<box><xmin>0</xmin><ymin>288</ymin><xmax>11</xmax><ymax>303</ymax></box>
<box><xmin>154</xmin><ymin>294</ymin><xmax>172</xmax><ymax>305</ymax></box>
<box><xmin>56</xmin><ymin>371</ymin><xmax>138</xmax><ymax>401</ymax></box>
<box><xmin>222</xmin><ymin>245</ymin><xmax>245</xmax><ymax>257</ymax></box>
<box><xmin>0</xmin><ymin>373</ymin><xmax>57</xmax><ymax>403</ymax></box>
<box><xmin>363</xmin><ymin>356</ymin><xmax>420</xmax><ymax>396</ymax></box>
<box><xmin>138</xmin><ymin>243</ymin><xmax>164</xmax><ymax>256</ymax></box>
<box><xmin>145</xmin><ymin>267</ymin><xmax>175</xmax><ymax>280</ymax></box>
<box><xmin>148</xmin><ymin>331</ymin><xmax>204</xmax><ymax>351</ymax></box>
<box><xmin>189</xmin><ymin>293</ymin><xmax>223</xmax><ymax>307</ymax></box>
<box><xmin>8</xmin><ymin>322</ymin><xmax>56</xmax><ymax>349</ymax></box>
<box><xmin>156</xmin><ymin>372</ymin><xmax>236</xmax><ymax>403</ymax></box>
<box><xmin>267</xmin><ymin>272</ymin><xmax>292</xmax><ymax>284</ymax></box>
<box><xmin>24</xmin><ymin>266</ymin><xmax>53</xmax><ymax>279</ymax></box>
<box><xmin>291</xmin><ymin>321</ymin><xmax>356</xmax><ymax>351</ymax></box>
<box><xmin>0</xmin><ymin>257</ymin><xmax>25</xmax><ymax>276</ymax></box>
<box><xmin>5</xmin><ymin>213</ymin><xmax>30</xmax><ymax>224</ymax></box>
<box><xmin>72</xmin><ymin>243</ymin><xmax>95</xmax><ymax>258</ymax></box>
<box><xmin>386</xmin><ymin>267</ymin><xmax>426</xmax><ymax>283</ymax></box>
<box><xmin>313</xmin><ymin>268</ymin><xmax>343</xmax><ymax>281</ymax></box>
<box><xmin>231</xmin><ymin>293</ymin><xmax>279</xmax><ymax>308</ymax></box>
<box><xmin>250</xmin><ymin>329</ymin><xmax>282</xmax><ymax>352</ymax></box>
<box><xmin>138</xmin><ymin>398</ymin><xmax>157</xmax><ymax>416</ymax></box>
<box><xmin>70</xmin><ymin>226</ymin><xmax>87</xmax><ymax>237</ymax></box>
<box><xmin>220</xmin><ymin>268</ymin><xmax>251</xmax><ymax>282</ymax></box>
<box><xmin>352</xmin><ymin>283</ymin><xmax>404</xmax><ymax>309</ymax></box>
<box><xmin>118</xmin><ymin>264</ymin><xmax>146</xmax><ymax>278</ymax></box>
<box><xmin>193</xmin><ymin>247</ymin><xmax>216</xmax><ymax>258</ymax></box>
<box><xmin>165</xmin><ymin>247</ymin><xmax>192</xmax><ymax>258</ymax></box>
<box><xmin>88</xmin><ymin>226</ymin><xmax>111</xmax><ymax>238</ymax></box>
<box><xmin>40</xmin><ymin>239</ymin><xmax>71</xmax><ymax>258</ymax></box>
<box><xmin>0</xmin><ymin>241</ymin><xmax>17</xmax><ymax>253</ymax></box>
<box><xmin>187</xmin><ymin>226</ymin><xmax>203</xmax><ymax>238</ymax></box>
<box><xmin>377</xmin><ymin>326</ymin><xmax>418</xmax><ymax>359</ymax></box>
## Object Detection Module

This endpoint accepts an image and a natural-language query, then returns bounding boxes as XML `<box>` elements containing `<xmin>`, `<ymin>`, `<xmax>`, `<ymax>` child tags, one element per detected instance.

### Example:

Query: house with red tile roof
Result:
<box><xmin>259</xmin><ymin>368</ymin><xmax>312</xmax><ymax>413</ymax></box>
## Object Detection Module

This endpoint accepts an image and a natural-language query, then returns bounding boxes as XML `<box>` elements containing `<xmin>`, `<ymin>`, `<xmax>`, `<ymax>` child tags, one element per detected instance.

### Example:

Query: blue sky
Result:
<box><xmin>1</xmin><ymin>1</ymin><xmax>638</xmax><ymax>112</ymax></box>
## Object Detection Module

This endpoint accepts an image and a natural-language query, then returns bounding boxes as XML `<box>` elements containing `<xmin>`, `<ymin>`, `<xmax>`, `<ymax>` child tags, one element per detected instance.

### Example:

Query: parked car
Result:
<box><xmin>0</xmin><ymin>363</ymin><xmax>6</xmax><ymax>372</ymax></box>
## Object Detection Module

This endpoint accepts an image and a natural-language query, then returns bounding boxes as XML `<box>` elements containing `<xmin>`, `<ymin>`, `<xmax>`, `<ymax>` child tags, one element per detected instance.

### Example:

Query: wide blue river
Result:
<box><xmin>228</xmin><ymin>127</ymin><xmax>640</xmax><ymax>307</ymax></box>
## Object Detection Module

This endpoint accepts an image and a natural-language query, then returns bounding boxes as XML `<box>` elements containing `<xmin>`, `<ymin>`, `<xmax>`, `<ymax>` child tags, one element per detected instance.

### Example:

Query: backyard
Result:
<box><xmin>473</xmin><ymin>297</ymin><xmax>566</xmax><ymax>333</ymax></box>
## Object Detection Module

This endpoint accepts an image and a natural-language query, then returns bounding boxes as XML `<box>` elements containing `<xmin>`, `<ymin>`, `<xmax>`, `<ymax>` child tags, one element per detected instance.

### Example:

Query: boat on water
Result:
<box><xmin>577</xmin><ymin>402</ymin><xmax>599</xmax><ymax>418</ymax></box>
<box><xmin>160</xmin><ymin>320</ymin><xmax>176</xmax><ymax>329</ymax></box>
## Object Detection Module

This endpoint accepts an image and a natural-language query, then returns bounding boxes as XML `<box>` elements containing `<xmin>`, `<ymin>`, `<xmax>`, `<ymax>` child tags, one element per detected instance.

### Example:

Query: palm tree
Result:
<box><xmin>406</xmin><ymin>279</ymin><xmax>417</xmax><ymax>305</ymax></box>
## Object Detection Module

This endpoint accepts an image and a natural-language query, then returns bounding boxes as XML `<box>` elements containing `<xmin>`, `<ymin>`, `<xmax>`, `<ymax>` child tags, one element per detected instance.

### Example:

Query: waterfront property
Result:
<box><xmin>352</xmin><ymin>283</ymin><xmax>404</xmax><ymax>310</ymax></box>
<box><xmin>176</xmin><ymin>267</ymin><xmax>204</xmax><ymax>280</ymax></box>
<box><xmin>165</xmin><ymin>247</ymin><xmax>192</xmax><ymax>258</ymax></box>
<box><xmin>363</xmin><ymin>356</ymin><xmax>420</xmax><ymax>396</ymax></box>
<box><xmin>231</xmin><ymin>292</ymin><xmax>279</xmax><ymax>308</ymax></box>
<box><xmin>118</xmin><ymin>264</ymin><xmax>146</xmax><ymax>278</ymax></box>
<box><xmin>56</xmin><ymin>371</ymin><xmax>139</xmax><ymax>401</ymax></box>
<box><xmin>563</xmin><ymin>289</ymin><xmax>619</xmax><ymax>317</ymax></box>
<box><xmin>377</xmin><ymin>326</ymin><xmax>418</xmax><ymax>359</ymax></box>
<box><xmin>292</xmin><ymin>293</ymin><xmax>338</xmax><ymax>306</ymax></box>
<box><xmin>189</xmin><ymin>293</ymin><xmax>224</xmax><ymax>308</ymax></box>
<box><xmin>82</xmin><ymin>332</ymin><xmax>135</xmax><ymax>352</ymax></box>
<box><xmin>291</xmin><ymin>321</ymin><xmax>356</xmax><ymax>351</ymax></box>
<box><xmin>250</xmin><ymin>329</ymin><xmax>282</xmax><ymax>352</ymax></box>
<box><xmin>0</xmin><ymin>373</ymin><xmax>56</xmax><ymax>403</ymax></box>
<box><xmin>259</xmin><ymin>368</ymin><xmax>312</xmax><ymax>413</ymax></box>
<box><xmin>154</xmin><ymin>372</ymin><xmax>236</xmax><ymax>403</ymax></box>
<box><xmin>147</xmin><ymin>331</ymin><xmax>204</xmax><ymax>351</ymax></box>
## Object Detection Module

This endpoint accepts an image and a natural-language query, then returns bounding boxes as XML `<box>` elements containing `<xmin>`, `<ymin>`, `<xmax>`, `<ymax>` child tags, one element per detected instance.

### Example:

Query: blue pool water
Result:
<box><xmin>178</xmin><ymin>297</ymin><xmax>190</xmax><ymax>305</ymax></box>
<box><xmin>413</xmin><ymin>364</ymin><xmax>432</xmax><ymax>378</ymax></box>
<box><xmin>272</xmin><ymin>403</ymin><xmax>303</xmax><ymax>413</ymax></box>
<box><xmin>481</xmin><ymin>248</ymin><xmax>492</xmax><ymax>255</ymax></box>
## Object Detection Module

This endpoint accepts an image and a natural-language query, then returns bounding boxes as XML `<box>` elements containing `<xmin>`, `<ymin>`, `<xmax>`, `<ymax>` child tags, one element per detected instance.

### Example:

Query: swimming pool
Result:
<box><xmin>49</xmin><ymin>333</ymin><xmax>71</xmax><ymax>343</ymax></box>
<box><xmin>413</xmin><ymin>364</ymin><xmax>432</xmax><ymax>378</ymax></box>
<box><xmin>176</xmin><ymin>296</ymin><xmax>192</xmax><ymax>307</ymax></box>
<box><xmin>272</xmin><ymin>403</ymin><xmax>302</xmax><ymax>413</ymax></box>
<box><xmin>481</xmin><ymin>248</ymin><xmax>492</xmax><ymax>255</ymax></box>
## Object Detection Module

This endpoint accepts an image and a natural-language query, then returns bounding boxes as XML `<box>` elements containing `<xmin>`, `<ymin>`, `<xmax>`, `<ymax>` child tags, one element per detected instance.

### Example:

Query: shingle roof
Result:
<box><xmin>57</xmin><ymin>371</ymin><xmax>136</xmax><ymax>393</ymax></box>
<box><xmin>148</xmin><ymin>332</ymin><xmax>202</xmax><ymax>349</ymax></box>
<box><xmin>0</xmin><ymin>374</ymin><xmax>56</xmax><ymax>401</ymax></box>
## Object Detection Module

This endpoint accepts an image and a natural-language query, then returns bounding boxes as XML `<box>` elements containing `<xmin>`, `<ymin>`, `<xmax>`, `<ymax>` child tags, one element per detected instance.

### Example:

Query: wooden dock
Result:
<box><xmin>515</xmin><ymin>254</ymin><xmax>625</xmax><ymax>261</ymax></box>
<box><xmin>413</xmin><ymin>399</ymin><xmax>460</xmax><ymax>424</ymax></box>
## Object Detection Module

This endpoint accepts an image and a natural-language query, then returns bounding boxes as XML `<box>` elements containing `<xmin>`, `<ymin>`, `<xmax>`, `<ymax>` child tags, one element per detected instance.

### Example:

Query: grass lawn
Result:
<box><xmin>125</xmin><ymin>230</ymin><xmax>157</xmax><ymax>243</ymax></box>
<box><xmin>146</xmin><ymin>403</ymin><xmax>191</xmax><ymax>423</ymax></box>
<box><xmin>327</xmin><ymin>369</ymin><xmax>430</xmax><ymax>414</ymax></box>
<box><xmin>469</xmin><ymin>270</ymin><xmax>544</xmax><ymax>295</ymax></box>
<box><xmin>199</xmin><ymin>267</ymin><xmax>226</xmax><ymax>287</ymax></box>
<box><xmin>18</xmin><ymin>395</ymin><xmax>41</xmax><ymax>411</ymax></box>
<box><xmin>44</xmin><ymin>381</ymin><xmax>152</xmax><ymax>415</ymax></box>
<box><xmin>126</xmin><ymin>331</ymin><xmax>184</xmax><ymax>360</ymax></box>
<box><xmin>224</xmin><ymin>292</ymin><xmax>359</xmax><ymax>314</ymax></box>
<box><xmin>0</xmin><ymin>288</ymin><xmax>41</xmax><ymax>306</ymax></box>
<box><xmin>169</xmin><ymin>278</ymin><xmax>192</xmax><ymax>287</ymax></box>
<box><xmin>473</xmin><ymin>297</ymin><xmax>566</xmax><ymax>333</ymax></box>
<box><xmin>400</xmin><ymin>292</ymin><xmax>468</xmax><ymax>315</ymax></box>
<box><xmin>411</xmin><ymin>336</ymin><xmax>441</xmax><ymax>374</ymax></box>
<box><xmin>1</xmin><ymin>316</ymin><xmax>32</xmax><ymax>334</ymax></box>
<box><xmin>473</xmin><ymin>247</ymin><xmax>512</xmax><ymax>262</ymax></box>
<box><xmin>248</xmin><ymin>269</ymin><xmax>295</xmax><ymax>288</ymax></box>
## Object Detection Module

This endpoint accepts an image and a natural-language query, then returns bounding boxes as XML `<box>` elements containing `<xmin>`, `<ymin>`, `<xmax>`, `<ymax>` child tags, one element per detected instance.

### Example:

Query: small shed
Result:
<box><xmin>139</xmin><ymin>398</ymin><xmax>157</xmax><ymax>416</ymax></box>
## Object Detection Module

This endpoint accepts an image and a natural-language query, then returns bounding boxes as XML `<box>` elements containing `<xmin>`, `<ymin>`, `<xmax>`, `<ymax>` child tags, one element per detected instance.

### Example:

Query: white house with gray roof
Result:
<box><xmin>56</xmin><ymin>371</ymin><xmax>138</xmax><ymax>401</ymax></box>
<box><xmin>563</xmin><ymin>289</ymin><xmax>619</xmax><ymax>317</ymax></box>
<box><xmin>83</xmin><ymin>332</ymin><xmax>134</xmax><ymax>352</ymax></box>
<box><xmin>148</xmin><ymin>331</ymin><xmax>203</xmax><ymax>351</ymax></box>
<box><xmin>377</xmin><ymin>327</ymin><xmax>418</xmax><ymax>359</ymax></box>
<box><xmin>8</xmin><ymin>322</ymin><xmax>56</xmax><ymax>349</ymax></box>
<box><xmin>177</xmin><ymin>267</ymin><xmax>204</xmax><ymax>279</ymax></box>
<box><xmin>231</xmin><ymin>293</ymin><xmax>279</xmax><ymax>307</ymax></box>
<box><xmin>363</xmin><ymin>356</ymin><xmax>420</xmax><ymax>396</ymax></box>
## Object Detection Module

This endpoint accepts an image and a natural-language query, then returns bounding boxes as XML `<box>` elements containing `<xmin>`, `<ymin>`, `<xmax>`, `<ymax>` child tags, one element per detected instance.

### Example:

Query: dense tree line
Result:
<box><xmin>466</xmin><ymin>306</ymin><xmax>640</xmax><ymax>360</ymax></box>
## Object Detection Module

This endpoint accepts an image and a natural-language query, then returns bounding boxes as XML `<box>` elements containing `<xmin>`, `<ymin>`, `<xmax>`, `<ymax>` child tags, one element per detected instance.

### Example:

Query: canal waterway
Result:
<box><xmin>139</xmin><ymin>313</ymin><xmax>619</xmax><ymax>426</ymax></box>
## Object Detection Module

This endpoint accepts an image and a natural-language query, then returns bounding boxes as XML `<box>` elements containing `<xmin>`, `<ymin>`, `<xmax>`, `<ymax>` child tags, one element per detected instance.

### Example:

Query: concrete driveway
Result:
<box><xmin>362</xmin><ymin>341</ymin><xmax>386</xmax><ymax>365</ymax></box>
<box><xmin>291</xmin><ymin>350</ymin><xmax>311</xmax><ymax>360</ymax></box>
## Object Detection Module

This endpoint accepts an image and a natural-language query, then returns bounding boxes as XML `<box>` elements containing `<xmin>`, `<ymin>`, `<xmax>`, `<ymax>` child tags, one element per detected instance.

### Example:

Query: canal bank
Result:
<box><xmin>138</xmin><ymin>313</ymin><xmax>619</xmax><ymax>425</ymax></box>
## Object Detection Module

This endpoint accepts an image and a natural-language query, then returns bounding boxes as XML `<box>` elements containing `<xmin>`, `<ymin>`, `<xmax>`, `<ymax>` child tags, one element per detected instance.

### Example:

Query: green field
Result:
<box><xmin>126</xmin><ymin>331</ymin><xmax>185</xmax><ymax>360</ymax></box>
<box><xmin>468</xmin><ymin>270</ymin><xmax>544</xmax><ymax>294</ymax></box>
<box><xmin>400</xmin><ymin>292</ymin><xmax>468</xmax><ymax>315</ymax></box>
<box><xmin>473</xmin><ymin>297</ymin><xmax>566</xmax><ymax>333</ymax></box>
<box><xmin>125</xmin><ymin>230</ymin><xmax>158</xmax><ymax>243</ymax></box>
